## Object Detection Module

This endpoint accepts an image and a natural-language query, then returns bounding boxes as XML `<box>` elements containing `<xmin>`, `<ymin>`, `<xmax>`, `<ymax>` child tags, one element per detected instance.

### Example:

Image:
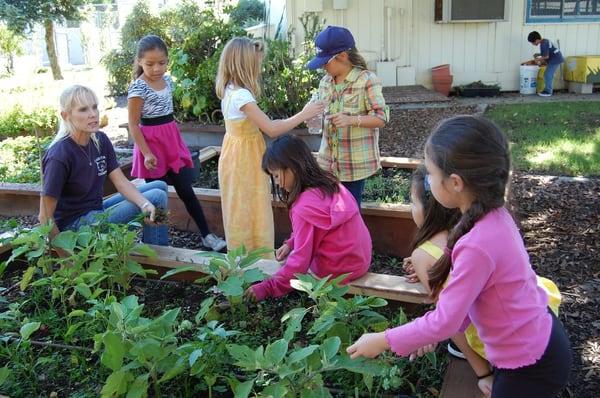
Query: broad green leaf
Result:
<box><xmin>20</xmin><ymin>266</ymin><xmax>36</xmax><ymax>291</ymax></box>
<box><xmin>64</xmin><ymin>323</ymin><xmax>82</xmax><ymax>341</ymax></box>
<box><xmin>265</xmin><ymin>339</ymin><xmax>288</xmax><ymax>366</ymax></box>
<box><xmin>242</xmin><ymin>267</ymin><xmax>266</xmax><ymax>284</ymax></box>
<box><xmin>52</xmin><ymin>230</ymin><xmax>78</xmax><ymax>253</ymax></box>
<box><xmin>189</xmin><ymin>348</ymin><xmax>203</xmax><ymax>367</ymax></box>
<box><xmin>227</xmin><ymin>344</ymin><xmax>257</xmax><ymax>369</ymax></box>
<box><xmin>76</xmin><ymin>231</ymin><xmax>93</xmax><ymax>247</ymax></box>
<box><xmin>101</xmin><ymin>332</ymin><xmax>125</xmax><ymax>371</ymax></box>
<box><xmin>194</xmin><ymin>297</ymin><xmax>215</xmax><ymax>323</ymax></box>
<box><xmin>101</xmin><ymin>369</ymin><xmax>133</xmax><ymax>397</ymax></box>
<box><xmin>320</xmin><ymin>336</ymin><xmax>341</xmax><ymax>361</ymax></box>
<box><xmin>261</xmin><ymin>382</ymin><xmax>289</xmax><ymax>398</ymax></box>
<box><xmin>125</xmin><ymin>374</ymin><xmax>149</xmax><ymax>398</ymax></box>
<box><xmin>20</xmin><ymin>321</ymin><xmax>41</xmax><ymax>340</ymax></box>
<box><xmin>125</xmin><ymin>260</ymin><xmax>147</xmax><ymax>276</ymax></box>
<box><xmin>75</xmin><ymin>283</ymin><xmax>92</xmax><ymax>299</ymax></box>
<box><xmin>287</xmin><ymin>345</ymin><xmax>318</xmax><ymax>365</ymax></box>
<box><xmin>131</xmin><ymin>243</ymin><xmax>157</xmax><ymax>258</ymax></box>
<box><xmin>159</xmin><ymin>356</ymin><xmax>187</xmax><ymax>382</ymax></box>
<box><xmin>233</xmin><ymin>379</ymin><xmax>254</xmax><ymax>398</ymax></box>
<box><xmin>0</xmin><ymin>366</ymin><xmax>10</xmax><ymax>386</ymax></box>
<box><xmin>160</xmin><ymin>265</ymin><xmax>198</xmax><ymax>280</ymax></box>
<box><xmin>218</xmin><ymin>275</ymin><xmax>244</xmax><ymax>297</ymax></box>
<box><xmin>68</xmin><ymin>310</ymin><xmax>86</xmax><ymax>318</ymax></box>
<box><xmin>336</xmin><ymin>355</ymin><xmax>388</xmax><ymax>376</ymax></box>
<box><xmin>281</xmin><ymin>308</ymin><xmax>308</xmax><ymax>341</ymax></box>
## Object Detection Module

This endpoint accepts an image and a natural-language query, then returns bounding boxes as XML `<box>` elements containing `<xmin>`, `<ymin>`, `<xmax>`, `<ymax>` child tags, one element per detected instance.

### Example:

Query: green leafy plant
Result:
<box><xmin>227</xmin><ymin>335</ymin><xmax>389</xmax><ymax>397</ymax></box>
<box><xmin>282</xmin><ymin>274</ymin><xmax>389</xmax><ymax>344</ymax></box>
<box><xmin>94</xmin><ymin>295</ymin><xmax>184</xmax><ymax>397</ymax></box>
<box><xmin>0</xmin><ymin>105</ymin><xmax>57</xmax><ymax>141</ymax></box>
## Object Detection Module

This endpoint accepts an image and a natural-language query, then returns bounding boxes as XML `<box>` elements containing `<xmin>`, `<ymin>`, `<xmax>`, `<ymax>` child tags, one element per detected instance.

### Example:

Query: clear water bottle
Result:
<box><xmin>307</xmin><ymin>92</ymin><xmax>324</xmax><ymax>135</ymax></box>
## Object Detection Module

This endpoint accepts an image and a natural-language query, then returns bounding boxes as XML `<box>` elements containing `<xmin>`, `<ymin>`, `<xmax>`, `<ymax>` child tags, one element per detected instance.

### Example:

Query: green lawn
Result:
<box><xmin>486</xmin><ymin>101</ymin><xmax>600</xmax><ymax>177</ymax></box>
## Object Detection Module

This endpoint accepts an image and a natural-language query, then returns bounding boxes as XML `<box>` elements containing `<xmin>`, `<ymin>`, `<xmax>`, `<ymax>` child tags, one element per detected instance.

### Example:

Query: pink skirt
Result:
<box><xmin>131</xmin><ymin>121</ymin><xmax>193</xmax><ymax>179</ymax></box>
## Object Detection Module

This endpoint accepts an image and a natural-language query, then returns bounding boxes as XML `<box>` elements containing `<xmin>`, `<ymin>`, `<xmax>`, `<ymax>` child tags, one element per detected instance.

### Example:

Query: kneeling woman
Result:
<box><xmin>39</xmin><ymin>85</ymin><xmax>169</xmax><ymax>245</ymax></box>
<box><xmin>245</xmin><ymin>135</ymin><xmax>371</xmax><ymax>301</ymax></box>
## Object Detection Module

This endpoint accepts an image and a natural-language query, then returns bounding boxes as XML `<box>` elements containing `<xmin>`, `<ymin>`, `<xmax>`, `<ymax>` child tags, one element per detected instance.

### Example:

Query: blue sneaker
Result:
<box><xmin>538</xmin><ymin>91</ymin><xmax>552</xmax><ymax>97</ymax></box>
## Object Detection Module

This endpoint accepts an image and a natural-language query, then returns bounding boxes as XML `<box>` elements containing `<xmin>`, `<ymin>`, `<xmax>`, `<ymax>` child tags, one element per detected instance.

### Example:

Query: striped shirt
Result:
<box><xmin>317</xmin><ymin>68</ymin><xmax>389</xmax><ymax>181</ymax></box>
<box><xmin>127</xmin><ymin>75</ymin><xmax>174</xmax><ymax>118</ymax></box>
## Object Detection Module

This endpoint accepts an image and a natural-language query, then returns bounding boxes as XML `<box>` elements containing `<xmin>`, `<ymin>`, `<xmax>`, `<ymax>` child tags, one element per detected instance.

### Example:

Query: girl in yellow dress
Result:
<box><xmin>403</xmin><ymin>166</ymin><xmax>562</xmax><ymax>397</ymax></box>
<box><xmin>215</xmin><ymin>37</ymin><xmax>324</xmax><ymax>253</ymax></box>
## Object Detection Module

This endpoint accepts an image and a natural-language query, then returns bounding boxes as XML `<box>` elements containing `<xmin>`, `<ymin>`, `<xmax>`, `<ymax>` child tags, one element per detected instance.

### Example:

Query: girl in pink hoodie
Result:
<box><xmin>245</xmin><ymin>135</ymin><xmax>371</xmax><ymax>301</ymax></box>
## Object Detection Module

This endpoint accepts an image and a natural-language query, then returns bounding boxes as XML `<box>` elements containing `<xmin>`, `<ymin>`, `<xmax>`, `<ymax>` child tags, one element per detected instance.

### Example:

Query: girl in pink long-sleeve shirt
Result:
<box><xmin>347</xmin><ymin>116</ymin><xmax>572</xmax><ymax>398</ymax></box>
<box><xmin>244</xmin><ymin>135</ymin><xmax>371</xmax><ymax>301</ymax></box>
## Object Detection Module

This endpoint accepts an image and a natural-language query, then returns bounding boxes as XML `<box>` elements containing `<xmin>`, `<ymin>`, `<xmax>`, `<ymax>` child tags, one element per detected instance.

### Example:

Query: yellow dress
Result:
<box><xmin>218</xmin><ymin>90</ymin><xmax>274</xmax><ymax>253</ymax></box>
<box><xmin>418</xmin><ymin>240</ymin><xmax>561</xmax><ymax>359</ymax></box>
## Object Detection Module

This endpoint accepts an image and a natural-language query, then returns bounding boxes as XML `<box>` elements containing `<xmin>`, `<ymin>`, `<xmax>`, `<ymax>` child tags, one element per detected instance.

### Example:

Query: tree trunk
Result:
<box><xmin>44</xmin><ymin>19</ymin><xmax>63</xmax><ymax>80</ymax></box>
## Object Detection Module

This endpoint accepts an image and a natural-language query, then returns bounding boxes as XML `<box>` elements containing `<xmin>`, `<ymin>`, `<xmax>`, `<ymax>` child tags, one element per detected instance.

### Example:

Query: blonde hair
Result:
<box><xmin>347</xmin><ymin>47</ymin><xmax>368</xmax><ymax>70</ymax></box>
<box><xmin>50</xmin><ymin>85</ymin><xmax>100</xmax><ymax>150</ymax></box>
<box><xmin>215</xmin><ymin>37</ymin><xmax>265</xmax><ymax>100</ymax></box>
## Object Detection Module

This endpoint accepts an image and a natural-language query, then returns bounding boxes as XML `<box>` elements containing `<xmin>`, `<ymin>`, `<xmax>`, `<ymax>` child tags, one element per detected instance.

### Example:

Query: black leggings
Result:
<box><xmin>146</xmin><ymin>167</ymin><xmax>210</xmax><ymax>237</ymax></box>
<box><xmin>492</xmin><ymin>310</ymin><xmax>572</xmax><ymax>398</ymax></box>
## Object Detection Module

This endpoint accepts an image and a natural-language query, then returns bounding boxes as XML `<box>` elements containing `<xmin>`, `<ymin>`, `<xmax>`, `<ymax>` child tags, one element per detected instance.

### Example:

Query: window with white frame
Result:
<box><xmin>527</xmin><ymin>0</ymin><xmax>600</xmax><ymax>22</ymax></box>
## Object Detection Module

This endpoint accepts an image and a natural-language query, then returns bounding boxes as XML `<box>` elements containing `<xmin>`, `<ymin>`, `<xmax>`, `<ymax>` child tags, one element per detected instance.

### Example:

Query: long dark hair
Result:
<box><xmin>262</xmin><ymin>135</ymin><xmax>339</xmax><ymax>208</ymax></box>
<box><xmin>426</xmin><ymin>116</ymin><xmax>511</xmax><ymax>298</ymax></box>
<box><xmin>133</xmin><ymin>35</ymin><xmax>169</xmax><ymax>79</ymax></box>
<box><xmin>410</xmin><ymin>165</ymin><xmax>461</xmax><ymax>252</ymax></box>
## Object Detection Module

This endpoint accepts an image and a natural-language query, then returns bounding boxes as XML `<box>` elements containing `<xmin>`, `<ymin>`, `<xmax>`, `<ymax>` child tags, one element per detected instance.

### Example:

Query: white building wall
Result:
<box><xmin>286</xmin><ymin>0</ymin><xmax>600</xmax><ymax>90</ymax></box>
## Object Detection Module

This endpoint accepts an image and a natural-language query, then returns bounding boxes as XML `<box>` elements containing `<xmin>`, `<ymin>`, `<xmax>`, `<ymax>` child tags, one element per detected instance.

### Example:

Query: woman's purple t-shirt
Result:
<box><xmin>42</xmin><ymin>132</ymin><xmax>119</xmax><ymax>230</ymax></box>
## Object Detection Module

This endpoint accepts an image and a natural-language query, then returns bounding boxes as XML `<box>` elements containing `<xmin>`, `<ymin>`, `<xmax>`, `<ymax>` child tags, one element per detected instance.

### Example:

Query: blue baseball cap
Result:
<box><xmin>307</xmin><ymin>26</ymin><xmax>356</xmax><ymax>70</ymax></box>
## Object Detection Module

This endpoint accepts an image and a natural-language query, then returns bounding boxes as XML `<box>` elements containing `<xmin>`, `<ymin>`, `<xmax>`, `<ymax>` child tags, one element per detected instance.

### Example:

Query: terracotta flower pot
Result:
<box><xmin>432</xmin><ymin>74</ymin><xmax>454</xmax><ymax>96</ymax></box>
<box><xmin>431</xmin><ymin>64</ymin><xmax>451</xmax><ymax>79</ymax></box>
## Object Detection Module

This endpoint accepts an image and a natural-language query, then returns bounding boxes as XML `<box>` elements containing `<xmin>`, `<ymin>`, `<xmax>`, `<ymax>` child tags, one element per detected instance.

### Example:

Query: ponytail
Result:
<box><xmin>347</xmin><ymin>47</ymin><xmax>367</xmax><ymax>70</ymax></box>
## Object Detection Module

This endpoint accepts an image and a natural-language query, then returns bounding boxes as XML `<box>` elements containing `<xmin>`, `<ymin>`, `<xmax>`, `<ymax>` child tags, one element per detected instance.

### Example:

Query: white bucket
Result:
<box><xmin>520</xmin><ymin>65</ymin><xmax>539</xmax><ymax>95</ymax></box>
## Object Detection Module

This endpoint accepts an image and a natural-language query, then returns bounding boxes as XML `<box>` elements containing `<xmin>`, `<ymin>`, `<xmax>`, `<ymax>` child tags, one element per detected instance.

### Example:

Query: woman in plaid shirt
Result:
<box><xmin>307</xmin><ymin>26</ymin><xmax>389</xmax><ymax>206</ymax></box>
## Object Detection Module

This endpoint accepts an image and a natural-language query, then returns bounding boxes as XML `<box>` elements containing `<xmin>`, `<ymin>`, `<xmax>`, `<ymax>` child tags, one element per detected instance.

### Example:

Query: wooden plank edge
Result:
<box><xmin>134</xmin><ymin>245</ymin><xmax>429</xmax><ymax>303</ymax></box>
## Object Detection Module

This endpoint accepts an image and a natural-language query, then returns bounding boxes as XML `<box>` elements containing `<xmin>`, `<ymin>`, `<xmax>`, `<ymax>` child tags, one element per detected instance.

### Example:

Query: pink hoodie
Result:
<box><xmin>252</xmin><ymin>184</ymin><xmax>372</xmax><ymax>300</ymax></box>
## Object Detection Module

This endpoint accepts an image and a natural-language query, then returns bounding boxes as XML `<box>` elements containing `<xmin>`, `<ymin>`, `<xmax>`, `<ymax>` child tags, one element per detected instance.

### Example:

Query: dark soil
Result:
<box><xmin>510</xmin><ymin>173</ymin><xmax>600</xmax><ymax>398</ymax></box>
<box><xmin>380</xmin><ymin>105</ymin><xmax>479</xmax><ymax>158</ymax></box>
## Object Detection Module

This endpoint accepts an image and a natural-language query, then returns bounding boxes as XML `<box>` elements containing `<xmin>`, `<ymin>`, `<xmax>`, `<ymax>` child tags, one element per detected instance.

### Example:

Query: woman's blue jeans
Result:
<box><xmin>63</xmin><ymin>180</ymin><xmax>169</xmax><ymax>245</ymax></box>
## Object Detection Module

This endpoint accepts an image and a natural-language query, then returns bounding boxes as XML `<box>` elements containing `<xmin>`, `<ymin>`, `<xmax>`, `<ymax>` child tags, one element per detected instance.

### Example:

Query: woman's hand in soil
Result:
<box><xmin>408</xmin><ymin>343</ymin><xmax>437</xmax><ymax>361</ymax></box>
<box><xmin>327</xmin><ymin>112</ymin><xmax>353</xmax><ymax>128</ymax></box>
<box><xmin>302</xmin><ymin>100</ymin><xmax>326</xmax><ymax>120</ymax></box>
<box><xmin>275</xmin><ymin>243</ymin><xmax>291</xmax><ymax>261</ymax></box>
<box><xmin>477</xmin><ymin>375</ymin><xmax>493</xmax><ymax>398</ymax></box>
<box><xmin>244</xmin><ymin>286</ymin><xmax>258</xmax><ymax>302</ymax></box>
<box><xmin>347</xmin><ymin>332</ymin><xmax>389</xmax><ymax>359</ymax></box>
<box><xmin>143</xmin><ymin>152</ymin><xmax>157</xmax><ymax>170</ymax></box>
<box><xmin>142</xmin><ymin>202</ymin><xmax>156</xmax><ymax>223</ymax></box>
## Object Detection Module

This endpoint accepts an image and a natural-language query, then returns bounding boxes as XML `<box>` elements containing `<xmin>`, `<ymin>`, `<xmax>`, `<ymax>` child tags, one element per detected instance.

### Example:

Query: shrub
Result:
<box><xmin>0</xmin><ymin>135</ymin><xmax>52</xmax><ymax>184</ymax></box>
<box><xmin>101</xmin><ymin>0</ymin><xmax>167</xmax><ymax>95</ymax></box>
<box><xmin>229</xmin><ymin>0</ymin><xmax>265</xmax><ymax>28</ymax></box>
<box><xmin>0</xmin><ymin>105</ymin><xmax>57</xmax><ymax>141</ymax></box>
<box><xmin>259</xmin><ymin>38</ymin><xmax>321</xmax><ymax>119</ymax></box>
<box><xmin>166</xmin><ymin>3</ymin><xmax>246</xmax><ymax>122</ymax></box>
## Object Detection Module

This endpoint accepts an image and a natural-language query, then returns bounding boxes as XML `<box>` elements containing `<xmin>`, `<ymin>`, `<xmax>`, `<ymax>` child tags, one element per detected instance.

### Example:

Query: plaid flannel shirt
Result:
<box><xmin>317</xmin><ymin>67</ymin><xmax>389</xmax><ymax>181</ymax></box>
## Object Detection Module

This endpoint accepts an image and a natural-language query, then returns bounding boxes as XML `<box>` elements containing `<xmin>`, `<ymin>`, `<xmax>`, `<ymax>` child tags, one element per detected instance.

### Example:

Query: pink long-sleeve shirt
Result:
<box><xmin>252</xmin><ymin>185</ymin><xmax>371</xmax><ymax>300</ymax></box>
<box><xmin>385</xmin><ymin>207</ymin><xmax>552</xmax><ymax>369</ymax></box>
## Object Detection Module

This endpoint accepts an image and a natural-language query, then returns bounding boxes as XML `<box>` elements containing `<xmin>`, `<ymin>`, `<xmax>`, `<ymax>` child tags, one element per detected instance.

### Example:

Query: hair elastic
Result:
<box><xmin>443</xmin><ymin>246</ymin><xmax>452</xmax><ymax>257</ymax></box>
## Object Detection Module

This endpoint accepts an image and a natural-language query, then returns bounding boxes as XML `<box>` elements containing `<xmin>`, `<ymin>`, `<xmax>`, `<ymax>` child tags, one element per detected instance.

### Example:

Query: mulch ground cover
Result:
<box><xmin>379</xmin><ymin>105</ymin><xmax>479</xmax><ymax>158</ymax></box>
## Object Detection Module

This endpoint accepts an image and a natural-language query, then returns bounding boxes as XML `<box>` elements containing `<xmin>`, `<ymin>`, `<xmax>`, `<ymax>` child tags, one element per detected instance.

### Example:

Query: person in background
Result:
<box><xmin>525</xmin><ymin>31</ymin><xmax>565</xmax><ymax>97</ymax></box>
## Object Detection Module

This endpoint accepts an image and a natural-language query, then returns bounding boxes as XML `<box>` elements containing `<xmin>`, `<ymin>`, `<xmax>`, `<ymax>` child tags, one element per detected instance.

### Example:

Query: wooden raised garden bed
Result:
<box><xmin>138</xmin><ymin>146</ymin><xmax>421</xmax><ymax>258</ymax></box>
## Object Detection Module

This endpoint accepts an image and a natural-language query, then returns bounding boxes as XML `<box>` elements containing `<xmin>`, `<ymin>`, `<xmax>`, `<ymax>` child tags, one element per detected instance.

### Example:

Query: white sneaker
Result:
<box><xmin>537</xmin><ymin>91</ymin><xmax>552</xmax><ymax>97</ymax></box>
<box><xmin>203</xmin><ymin>233</ymin><xmax>227</xmax><ymax>252</ymax></box>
